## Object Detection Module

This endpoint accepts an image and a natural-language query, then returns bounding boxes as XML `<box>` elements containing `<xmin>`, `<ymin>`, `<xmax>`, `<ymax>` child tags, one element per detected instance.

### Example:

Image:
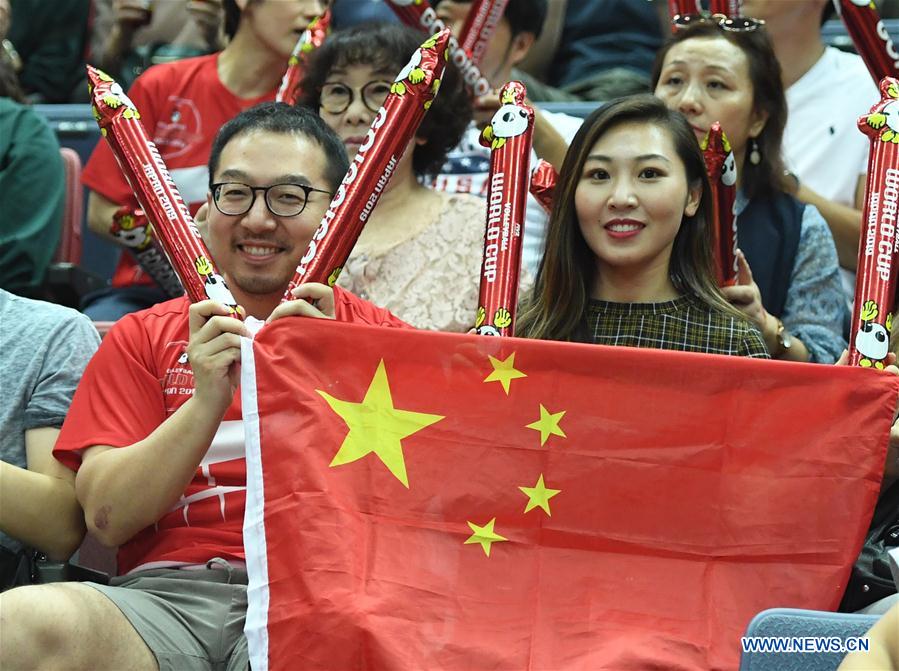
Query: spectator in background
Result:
<box><xmin>431</xmin><ymin>0</ymin><xmax>583</xmax><ymax>277</ymax></box>
<box><xmin>300</xmin><ymin>23</ymin><xmax>486</xmax><ymax>332</ymax></box>
<box><xmin>0</xmin><ymin>289</ymin><xmax>100</xmax><ymax>589</ymax></box>
<box><xmin>742</xmin><ymin>0</ymin><xmax>877</xmax><ymax>300</ymax></box>
<box><xmin>90</xmin><ymin>0</ymin><xmax>227</xmax><ymax>92</ymax></box>
<box><xmin>80</xmin><ymin>0</ymin><xmax>326</xmax><ymax>321</ymax></box>
<box><xmin>0</xmin><ymin>58</ymin><xmax>65</xmax><ymax>295</ymax></box>
<box><xmin>653</xmin><ymin>19</ymin><xmax>847</xmax><ymax>363</ymax></box>
<box><xmin>5</xmin><ymin>0</ymin><xmax>90</xmax><ymax>102</ymax></box>
<box><xmin>519</xmin><ymin>0</ymin><xmax>667</xmax><ymax>102</ymax></box>
<box><xmin>330</xmin><ymin>0</ymin><xmax>397</xmax><ymax>27</ymax></box>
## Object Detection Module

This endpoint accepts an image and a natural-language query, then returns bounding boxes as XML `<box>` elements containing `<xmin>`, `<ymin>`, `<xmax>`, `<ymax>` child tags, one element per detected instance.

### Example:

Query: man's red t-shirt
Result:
<box><xmin>54</xmin><ymin>289</ymin><xmax>409</xmax><ymax>574</ymax></box>
<box><xmin>82</xmin><ymin>54</ymin><xmax>277</xmax><ymax>288</ymax></box>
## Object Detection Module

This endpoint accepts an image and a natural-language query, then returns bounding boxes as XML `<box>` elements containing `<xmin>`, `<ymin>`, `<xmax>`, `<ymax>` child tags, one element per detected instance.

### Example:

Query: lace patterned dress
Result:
<box><xmin>337</xmin><ymin>192</ymin><xmax>490</xmax><ymax>332</ymax></box>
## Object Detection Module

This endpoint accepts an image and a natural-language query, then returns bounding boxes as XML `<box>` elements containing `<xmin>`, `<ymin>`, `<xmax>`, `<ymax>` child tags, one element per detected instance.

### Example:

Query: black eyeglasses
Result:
<box><xmin>672</xmin><ymin>13</ymin><xmax>765</xmax><ymax>32</ymax></box>
<box><xmin>319</xmin><ymin>80</ymin><xmax>392</xmax><ymax>115</ymax></box>
<box><xmin>211</xmin><ymin>182</ymin><xmax>333</xmax><ymax>218</ymax></box>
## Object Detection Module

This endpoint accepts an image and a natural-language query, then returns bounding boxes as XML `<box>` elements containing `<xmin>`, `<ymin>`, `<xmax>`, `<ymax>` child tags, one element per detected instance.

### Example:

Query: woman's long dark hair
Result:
<box><xmin>517</xmin><ymin>94</ymin><xmax>746</xmax><ymax>341</ymax></box>
<box><xmin>650</xmin><ymin>21</ymin><xmax>789</xmax><ymax>200</ymax></box>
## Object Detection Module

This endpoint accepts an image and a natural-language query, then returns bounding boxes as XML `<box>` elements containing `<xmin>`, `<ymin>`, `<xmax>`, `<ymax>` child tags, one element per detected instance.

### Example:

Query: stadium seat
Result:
<box><xmin>40</xmin><ymin>145</ymin><xmax>108</xmax><ymax>308</ymax></box>
<box><xmin>56</xmin><ymin>147</ymin><xmax>83</xmax><ymax>265</ymax></box>
<box><xmin>33</xmin><ymin>104</ymin><xmax>120</xmax><ymax>282</ymax></box>
<box><xmin>739</xmin><ymin>608</ymin><xmax>881</xmax><ymax>671</ymax></box>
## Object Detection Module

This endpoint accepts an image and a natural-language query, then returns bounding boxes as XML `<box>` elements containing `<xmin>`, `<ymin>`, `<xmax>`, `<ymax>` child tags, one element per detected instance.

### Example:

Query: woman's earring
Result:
<box><xmin>749</xmin><ymin>138</ymin><xmax>761</xmax><ymax>165</ymax></box>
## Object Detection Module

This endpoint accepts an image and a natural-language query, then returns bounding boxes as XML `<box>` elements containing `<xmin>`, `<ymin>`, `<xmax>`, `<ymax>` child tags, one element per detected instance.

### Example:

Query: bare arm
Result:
<box><xmin>531</xmin><ymin>109</ymin><xmax>569</xmax><ymax>173</ymax></box>
<box><xmin>837</xmin><ymin>604</ymin><xmax>899</xmax><ymax>670</ymax></box>
<box><xmin>796</xmin><ymin>182</ymin><xmax>862</xmax><ymax>271</ymax></box>
<box><xmin>76</xmin><ymin>301</ymin><xmax>248</xmax><ymax>547</ymax></box>
<box><xmin>76</xmin><ymin>395</ymin><xmax>226</xmax><ymax>547</ymax></box>
<box><xmin>0</xmin><ymin>427</ymin><xmax>85</xmax><ymax>560</ymax></box>
<box><xmin>86</xmin><ymin>190</ymin><xmax>126</xmax><ymax>245</ymax></box>
<box><xmin>93</xmin><ymin>1</ymin><xmax>151</xmax><ymax>75</ymax></box>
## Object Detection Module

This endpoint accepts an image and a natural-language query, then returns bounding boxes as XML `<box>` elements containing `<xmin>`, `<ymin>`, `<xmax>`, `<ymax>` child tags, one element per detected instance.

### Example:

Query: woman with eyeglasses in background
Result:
<box><xmin>652</xmin><ymin>15</ymin><xmax>847</xmax><ymax>363</ymax></box>
<box><xmin>298</xmin><ymin>22</ymin><xmax>490</xmax><ymax>333</ymax></box>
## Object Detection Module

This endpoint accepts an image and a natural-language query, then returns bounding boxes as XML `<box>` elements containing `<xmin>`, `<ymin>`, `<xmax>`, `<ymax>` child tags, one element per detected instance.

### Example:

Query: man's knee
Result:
<box><xmin>0</xmin><ymin>583</ymin><xmax>144</xmax><ymax>670</ymax></box>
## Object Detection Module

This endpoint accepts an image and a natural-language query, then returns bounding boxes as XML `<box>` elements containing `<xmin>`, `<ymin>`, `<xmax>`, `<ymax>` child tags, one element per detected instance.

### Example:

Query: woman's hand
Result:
<box><xmin>187</xmin><ymin>300</ymin><xmax>249</xmax><ymax>416</ymax></box>
<box><xmin>266</xmin><ymin>283</ymin><xmax>336</xmax><ymax>324</ymax></box>
<box><xmin>720</xmin><ymin>250</ymin><xmax>772</xmax><ymax>336</ymax></box>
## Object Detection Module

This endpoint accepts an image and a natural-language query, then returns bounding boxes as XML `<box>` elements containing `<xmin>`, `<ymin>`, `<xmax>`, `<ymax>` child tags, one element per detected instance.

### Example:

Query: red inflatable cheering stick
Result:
<box><xmin>707</xmin><ymin>0</ymin><xmax>741</xmax><ymax>16</ymax></box>
<box><xmin>457</xmin><ymin>0</ymin><xmax>510</xmax><ymax>66</ymax></box>
<box><xmin>701</xmin><ymin>123</ymin><xmax>738</xmax><ymax>286</ymax></box>
<box><xmin>87</xmin><ymin>66</ymin><xmax>239</xmax><ymax>312</ymax></box>
<box><xmin>283</xmin><ymin>29</ymin><xmax>449</xmax><ymax>297</ymax></box>
<box><xmin>668</xmin><ymin>0</ymin><xmax>699</xmax><ymax>17</ymax></box>
<box><xmin>835</xmin><ymin>0</ymin><xmax>899</xmax><ymax>83</ymax></box>
<box><xmin>849</xmin><ymin>77</ymin><xmax>899</xmax><ymax>368</ymax></box>
<box><xmin>384</xmin><ymin>0</ymin><xmax>491</xmax><ymax>97</ymax></box>
<box><xmin>276</xmin><ymin>9</ymin><xmax>331</xmax><ymax>105</ymax></box>
<box><xmin>474</xmin><ymin>81</ymin><xmax>534</xmax><ymax>337</ymax></box>
<box><xmin>529</xmin><ymin>159</ymin><xmax>557</xmax><ymax>214</ymax></box>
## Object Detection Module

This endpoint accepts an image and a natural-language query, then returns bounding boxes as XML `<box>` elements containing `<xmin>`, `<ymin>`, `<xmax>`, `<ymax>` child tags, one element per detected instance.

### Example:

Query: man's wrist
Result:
<box><xmin>185</xmin><ymin>387</ymin><xmax>231</xmax><ymax>422</ymax></box>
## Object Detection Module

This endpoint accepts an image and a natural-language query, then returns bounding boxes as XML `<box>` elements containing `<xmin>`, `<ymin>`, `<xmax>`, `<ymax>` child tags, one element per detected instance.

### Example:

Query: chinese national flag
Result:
<box><xmin>240</xmin><ymin>319</ymin><xmax>896</xmax><ymax>671</ymax></box>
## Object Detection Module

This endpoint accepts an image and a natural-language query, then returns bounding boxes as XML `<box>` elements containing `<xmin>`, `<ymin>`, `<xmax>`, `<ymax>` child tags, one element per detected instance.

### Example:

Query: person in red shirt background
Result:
<box><xmin>81</xmin><ymin>0</ymin><xmax>327</xmax><ymax>321</ymax></box>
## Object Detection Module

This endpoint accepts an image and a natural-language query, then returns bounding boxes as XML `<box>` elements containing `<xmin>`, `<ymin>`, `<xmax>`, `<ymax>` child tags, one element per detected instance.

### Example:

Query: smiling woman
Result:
<box><xmin>517</xmin><ymin>94</ymin><xmax>769</xmax><ymax>358</ymax></box>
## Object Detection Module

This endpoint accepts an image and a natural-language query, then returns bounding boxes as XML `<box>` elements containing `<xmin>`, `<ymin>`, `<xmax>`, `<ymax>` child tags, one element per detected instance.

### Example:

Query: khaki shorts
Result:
<box><xmin>84</xmin><ymin>560</ymin><xmax>248</xmax><ymax>671</ymax></box>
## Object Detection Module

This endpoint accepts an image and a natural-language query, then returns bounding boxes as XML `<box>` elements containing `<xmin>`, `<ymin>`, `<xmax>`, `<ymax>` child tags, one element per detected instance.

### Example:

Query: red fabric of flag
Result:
<box><xmin>241</xmin><ymin>319</ymin><xmax>897</xmax><ymax>671</ymax></box>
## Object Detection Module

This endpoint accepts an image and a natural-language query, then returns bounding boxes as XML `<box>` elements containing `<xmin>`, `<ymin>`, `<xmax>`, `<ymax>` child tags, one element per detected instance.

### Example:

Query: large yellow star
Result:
<box><xmin>526</xmin><ymin>404</ymin><xmax>566</xmax><ymax>446</ymax></box>
<box><xmin>483</xmin><ymin>352</ymin><xmax>527</xmax><ymax>395</ymax></box>
<box><xmin>464</xmin><ymin>518</ymin><xmax>508</xmax><ymax>557</ymax></box>
<box><xmin>519</xmin><ymin>474</ymin><xmax>561</xmax><ymax>516</ymax></box>
<box><xmin>317</xmin><ymin>359</ymin><xmax>444</xmax><ymax>488</ymax></box>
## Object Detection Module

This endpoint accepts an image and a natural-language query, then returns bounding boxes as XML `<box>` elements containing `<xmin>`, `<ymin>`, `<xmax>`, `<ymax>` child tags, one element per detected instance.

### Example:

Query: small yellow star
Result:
<box><xmin>519</xmin><ymin>474</ymin><xmax>561</xmax><ymax>516</ymax></box>
<box><xmin>484</xmin><ymin>352</ymin><xmax>527</xmax><ymax>395</ymax></box>
<box><xmin>526</xmin><ymin>404</ymin><xmax>566</xmax><ymax>446</ymax></box>
<box><xmin>318</xmin><ymin>359</ymin><xmax>444</xmax><ymax>488</ymax></box>
<box><xmin>464</xmin><ymin>518</ymin><xmax>507</xmax><ymax>557</ymax></box>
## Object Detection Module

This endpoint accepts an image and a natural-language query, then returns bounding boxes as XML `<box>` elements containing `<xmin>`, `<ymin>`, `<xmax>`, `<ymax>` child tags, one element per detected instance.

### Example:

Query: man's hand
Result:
<box><xmin>187</xmin><ymin>300</ymin><xmax>248</xmax><ymax>416</ymax></box>
<box><xmin>112</xmin><ymin>0</ymin><xmax>153</xmax><ymax>29</ymax></box>
<box><xmin>267</xmin><ymin>283</ymin><xmax>336</xmax><ymax>324</ymax></box>
<box><xmin>187</xmin><ymin>0</ymin><xmax>225</xmax><ymax>50</ymax></box>
<box><xmin>0</xmin><ymin>0</ymin><xmax>10</xmax><ymax>41</ymax></box>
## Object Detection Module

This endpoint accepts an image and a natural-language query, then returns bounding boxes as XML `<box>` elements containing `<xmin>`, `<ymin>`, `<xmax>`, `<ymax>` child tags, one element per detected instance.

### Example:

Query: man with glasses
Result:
<box><xmin>0</xmin><ymin>102</ymin><xmax>406</xmax><ymax>671</ymax></box>
<box><xmin>80</xmin><ymin>0</ymin><xmax>328</xmax><ymax>321</ymax></box>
